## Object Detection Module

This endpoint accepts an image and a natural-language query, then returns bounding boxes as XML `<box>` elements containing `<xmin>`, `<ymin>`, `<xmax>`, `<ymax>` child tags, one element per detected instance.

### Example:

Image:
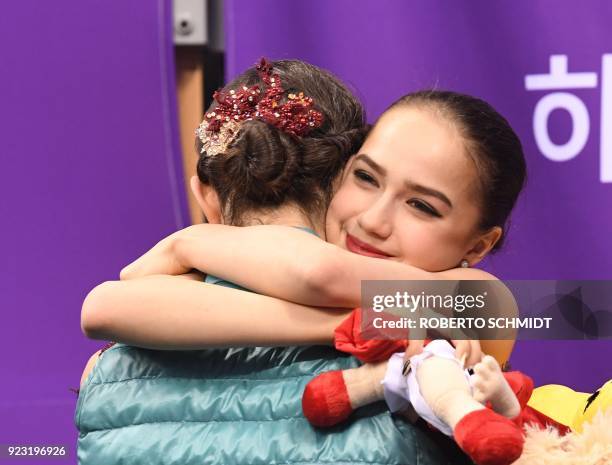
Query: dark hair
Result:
<box><xmin>388</xmin><ymin>90</ymin><xmax>526</xmax><ymax>251</ymax></box>
<box><xmin>196</xmin><ymin>60</ymin><xmax>367</xmax><ymax>225</ymax></box>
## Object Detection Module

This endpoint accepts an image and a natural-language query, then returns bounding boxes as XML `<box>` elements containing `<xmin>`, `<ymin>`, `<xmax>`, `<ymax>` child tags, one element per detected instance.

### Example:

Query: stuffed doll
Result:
<box><xmin>527</xmin><ymin>380</ymin><xmax>612</xmax><ymax>432</ymax></box>
<box><xmin>302</xmin><ymin>309</ymin><xmax>570</xmax><ymax>465</ymax></box>
<box><xmin>512</xmin><ymin>381</ymin><xmax>612</xmax><ymax>465</ymax></box>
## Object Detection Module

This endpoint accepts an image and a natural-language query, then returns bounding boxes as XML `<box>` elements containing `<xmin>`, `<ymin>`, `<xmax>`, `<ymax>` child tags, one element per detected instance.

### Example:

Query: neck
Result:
<box><xmin>239</xmin><ymin>204</ymin><xmax>325</xmax><ymax>238</ymax></box>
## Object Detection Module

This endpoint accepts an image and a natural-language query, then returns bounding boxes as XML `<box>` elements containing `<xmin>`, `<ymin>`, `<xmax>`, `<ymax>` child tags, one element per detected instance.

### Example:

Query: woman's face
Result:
<box><xmin>325</xmin><ymin>105</ymin><xmax>489</xmax><ymax>272</ymax></box>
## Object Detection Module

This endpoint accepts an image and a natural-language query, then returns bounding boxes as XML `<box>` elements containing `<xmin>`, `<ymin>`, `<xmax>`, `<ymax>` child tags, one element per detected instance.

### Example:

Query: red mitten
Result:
<box><xmin>454</xmin><ymin>409</ymin><xmax>524</xmax><ymax>465</ymax></box>
<box><xmin>302</xmin><ymin>370</ymin><xmax>353</xmax><ymax>427</ymax></box>
<box><xmin>334</xmin><ymin>308</ymin><xmax>408</xmax><ymax>362</ymax></box>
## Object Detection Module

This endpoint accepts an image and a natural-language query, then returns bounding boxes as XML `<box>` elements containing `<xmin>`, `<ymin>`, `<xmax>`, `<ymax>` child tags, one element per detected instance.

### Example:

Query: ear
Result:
<box><xmin>463</xmin><ymin>226</ymin><xmax>503</xmax><ymax>267</ymax></box>
<box><xmin>190</xmin><ymin>175</ymin><xmax>223</xmax><ymax>224</ymax></box>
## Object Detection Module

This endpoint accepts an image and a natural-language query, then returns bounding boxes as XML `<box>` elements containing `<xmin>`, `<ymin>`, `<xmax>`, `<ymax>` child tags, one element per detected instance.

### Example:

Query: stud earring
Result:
<box><xmin>460</xmin><ymin>259</ymin><xmax>469</xmax><ymax>268</ymax></box>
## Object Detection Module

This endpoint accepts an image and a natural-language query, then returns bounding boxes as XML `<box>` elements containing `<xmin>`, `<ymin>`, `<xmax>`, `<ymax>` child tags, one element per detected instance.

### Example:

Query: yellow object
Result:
<box><xmin>528</xmin><ymin>380</ymin><xmax>612</xmax><ymax>432</ymax></box>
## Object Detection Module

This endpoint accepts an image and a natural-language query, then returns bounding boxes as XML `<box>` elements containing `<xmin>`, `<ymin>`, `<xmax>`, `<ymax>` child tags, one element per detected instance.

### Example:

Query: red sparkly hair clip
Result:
<box><xmin>195</xmin><ymin>58</ymin><xmax>324</xmax><ymax>157</ymax></box>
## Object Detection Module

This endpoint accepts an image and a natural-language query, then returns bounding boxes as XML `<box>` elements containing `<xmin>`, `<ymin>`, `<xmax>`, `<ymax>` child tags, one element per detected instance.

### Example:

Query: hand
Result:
<box><xmin>402</xmin><ymin>339</ymin><xmax>426</xmax><ymax>367</ymax></box>
<box><xmin>451</xmin><ymin>339</ymin><xmax>483</xmax><ymax>368</ymax></box>
<box><xmin>402</xmin><ymin>339</ymin><xmax>483</xmax><ymax>373</ymax></box>
<box><xmin>119</xmin><ymin>231</ymin><xmax>189</xmax><ymax>280</ymax></box>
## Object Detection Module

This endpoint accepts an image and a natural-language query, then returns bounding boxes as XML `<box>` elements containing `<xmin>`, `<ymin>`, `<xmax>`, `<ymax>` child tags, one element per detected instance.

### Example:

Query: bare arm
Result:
<box><xmin>165</xmin><ymin>224</ymin><xmax>497</xmax><ymax>307</ymax></box>
<box><xmin>119</xmin><ymin>225</ymin><xmax>515</xmax><ymax>362</ymax></box>
<box><xmin>81</xmin><ymin>275</ymin><xmax>350</xmax><ymax>350</ymax></box>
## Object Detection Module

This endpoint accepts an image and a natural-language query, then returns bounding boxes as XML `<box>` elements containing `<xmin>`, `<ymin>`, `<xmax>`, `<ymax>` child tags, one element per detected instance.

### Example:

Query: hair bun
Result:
<box><xmin>195</xmin><ymin>59</ymin><xmax>367</xmax><ymax>225</ymax></box>
<box><xmin>203</xmin><ymin>120</ymin><xmax>302</xmax><ymax>220</ymax></box>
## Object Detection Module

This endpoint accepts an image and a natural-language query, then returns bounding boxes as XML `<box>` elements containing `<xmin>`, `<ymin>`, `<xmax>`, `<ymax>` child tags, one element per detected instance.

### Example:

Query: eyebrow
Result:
<box><xmin>355</xmin><ymin>154</ymin><xmax>387</xmax><ymax>176</ymax></box>
<box><xmin>355</xmin><ymin>153</ymin><xmax>453</xmax><ymax>209</ymax></box>
<box><xmin>405</xmin><ymin>182</ymin><xmax>453</xmax><ymax>209</ymax></box>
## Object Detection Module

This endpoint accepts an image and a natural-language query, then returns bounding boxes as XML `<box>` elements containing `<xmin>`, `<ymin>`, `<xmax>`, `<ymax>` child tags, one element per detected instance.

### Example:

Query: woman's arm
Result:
<box><xmin>173</xmin><ymin>226</ymin><xmax>517</xmax><ymax>366</ymax></box>
<box><xmin>122</xmin><ymin>224</ymin><xmax>490</xmax><ymax>308</ymax></box>
<box><xmin>118</xmin><ymin>225</ymin><xmax>516</xmax><ymax>361</ymax></box>
<box><xmin>81</xmin><ymin>275</ymin><xmax>351</xmax><ymax>350</ymax></box>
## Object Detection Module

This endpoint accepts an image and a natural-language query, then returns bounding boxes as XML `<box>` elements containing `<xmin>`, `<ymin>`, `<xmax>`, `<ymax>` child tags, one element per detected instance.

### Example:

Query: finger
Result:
<box><xmin>403</xmin><ymin>339</ymin><xmax>424</xmax><ymax>364</ymax></box>
<box><xmin>466</xmin><ymin>340</ymin><xmax>483</xmax><ymax>368</ymax></box>
<box><xmin>119</xmin><ymin>236</ymin><xmax>182</xmax><ymax>280</ymax></box>
<box><xmin>452</xmin><ymin>340</ymin><xmax>470</xmax><ymax>367</ymax></box>
<box><xmin>120</xmin><ymin>253</ymin><xmax>152</xmax><ymax>280</ymax></box>
<box><xmin>120</xmin><ymin>261</ymin><xmax>140</xmax><ymax>280</ymax></box>
<box><xmin>120</xmin><ymin>244</ymin><xmax>161</xmax><ymax>279</ymax></box>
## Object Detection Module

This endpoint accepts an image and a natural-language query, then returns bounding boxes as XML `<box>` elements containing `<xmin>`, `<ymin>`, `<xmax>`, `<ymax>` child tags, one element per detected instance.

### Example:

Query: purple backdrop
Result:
<box><xmin>0</xmin><ymin>0</ymin><xmax>187</xmax><ymax>461</ymax></box>
<box><xmin>225</xmin><ymin>0</ymin><xmax>611</xmax><ymax>390</ymax></box>
<box><xmin>1</xmin><ymin>0</ymin><xmax>611</xmax><ymax>460</ymax></box>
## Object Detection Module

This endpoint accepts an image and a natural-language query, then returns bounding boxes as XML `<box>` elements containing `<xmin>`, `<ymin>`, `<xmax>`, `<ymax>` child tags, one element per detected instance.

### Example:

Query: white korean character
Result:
<box><xmin>526</xmin><ymin>54</ymin><xmax>612</xmax><ymax>183</ymax></box>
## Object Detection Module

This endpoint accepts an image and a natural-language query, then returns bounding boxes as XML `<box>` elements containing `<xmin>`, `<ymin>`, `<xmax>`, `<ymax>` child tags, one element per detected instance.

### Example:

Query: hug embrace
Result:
<box><xmin>76</xmin><ymin>58</ymin><xmax>566</xmax><ymax>465</ymax></box>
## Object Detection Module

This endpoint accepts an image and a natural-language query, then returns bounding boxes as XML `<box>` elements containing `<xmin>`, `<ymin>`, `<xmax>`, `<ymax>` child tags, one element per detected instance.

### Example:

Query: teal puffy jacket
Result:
<box><xmin>76</xmin><ymin>251</ymin><xmax>471</xmax><ymax>464</ymax></box>
<box><xmin>75</xmin><ymin>342</ymin><xmax>471</xmax><ymax>464</ymax></box>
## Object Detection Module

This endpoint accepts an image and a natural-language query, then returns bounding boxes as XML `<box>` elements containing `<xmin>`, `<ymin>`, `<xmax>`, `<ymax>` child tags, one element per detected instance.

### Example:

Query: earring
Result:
<box><xmin>460</xmin><ymin>259</ymin><xmax>469</xmax><ymax>268</ymax></box>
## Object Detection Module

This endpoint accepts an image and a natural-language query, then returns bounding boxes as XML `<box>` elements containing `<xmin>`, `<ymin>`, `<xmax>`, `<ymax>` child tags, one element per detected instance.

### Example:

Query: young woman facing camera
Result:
<box><xmin>81</xmin><ymin>90</ymin><xmax>528</xmax><ymax>465</ymax></box>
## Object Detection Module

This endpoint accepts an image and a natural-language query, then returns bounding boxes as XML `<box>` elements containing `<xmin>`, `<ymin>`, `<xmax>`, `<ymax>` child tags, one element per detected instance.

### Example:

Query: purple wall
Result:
<box><xmin>0</xmin><ymin>0</ymin><xmax>187</xmax><ymax>461</ymax></box>
<box><xmin>225</xmin><ymin>0</ymin><xmax>612</xmax><ymax>391</ymax></box>
<box><xmin>1</xmin><ymin>1</ymin><xmax>610</xmax><ymax>458</ymax></box>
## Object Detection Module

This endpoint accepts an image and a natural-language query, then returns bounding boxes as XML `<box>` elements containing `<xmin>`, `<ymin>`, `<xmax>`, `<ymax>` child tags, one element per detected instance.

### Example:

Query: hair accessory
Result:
<box><xmin>460</xmin><ymin>259</ymin><xmax>470</xmax><ymax>268</ymax></box>
<box><xmin>195</xmin><ymin>58</ymin><xmax>324</xmax><ymax>157</ymax></box>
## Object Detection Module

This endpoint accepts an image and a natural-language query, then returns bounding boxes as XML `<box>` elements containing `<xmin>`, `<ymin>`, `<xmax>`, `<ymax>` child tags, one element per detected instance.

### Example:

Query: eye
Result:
<box><xmin>353</xmin><ymin>169</ymin><xmax>379</xmax><ymax>187</ymax></box>
<box><xmin>407</xmin><ymin>199</ymin><xmax>441</xmax><ymax>218</ymax></box>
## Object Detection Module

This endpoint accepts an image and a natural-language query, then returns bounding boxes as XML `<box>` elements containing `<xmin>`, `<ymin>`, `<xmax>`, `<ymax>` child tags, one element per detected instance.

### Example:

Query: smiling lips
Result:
<box><xmin>345</xmin><ymin>234</ymin><xmax>392</xmax><ymax>259</ymax></box>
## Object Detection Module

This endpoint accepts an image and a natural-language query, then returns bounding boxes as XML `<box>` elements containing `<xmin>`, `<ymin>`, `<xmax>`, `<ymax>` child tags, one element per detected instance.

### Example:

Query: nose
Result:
<box><xmin>356</xmin><ymin>194</ymin><xmax>393</xmax><ymax>240</ymax></box>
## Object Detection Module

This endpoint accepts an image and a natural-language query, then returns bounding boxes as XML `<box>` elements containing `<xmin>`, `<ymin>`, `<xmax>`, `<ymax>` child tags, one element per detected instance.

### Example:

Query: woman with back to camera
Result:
<box><xmin>81</xmin><ymin>67</ymin><xmax>532</xmax><ymax>464</ymax></box>
<box><xmin>79</xmin><ymin>58</ymin><xmax>445</xmax><ymax>465</ymax></box>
